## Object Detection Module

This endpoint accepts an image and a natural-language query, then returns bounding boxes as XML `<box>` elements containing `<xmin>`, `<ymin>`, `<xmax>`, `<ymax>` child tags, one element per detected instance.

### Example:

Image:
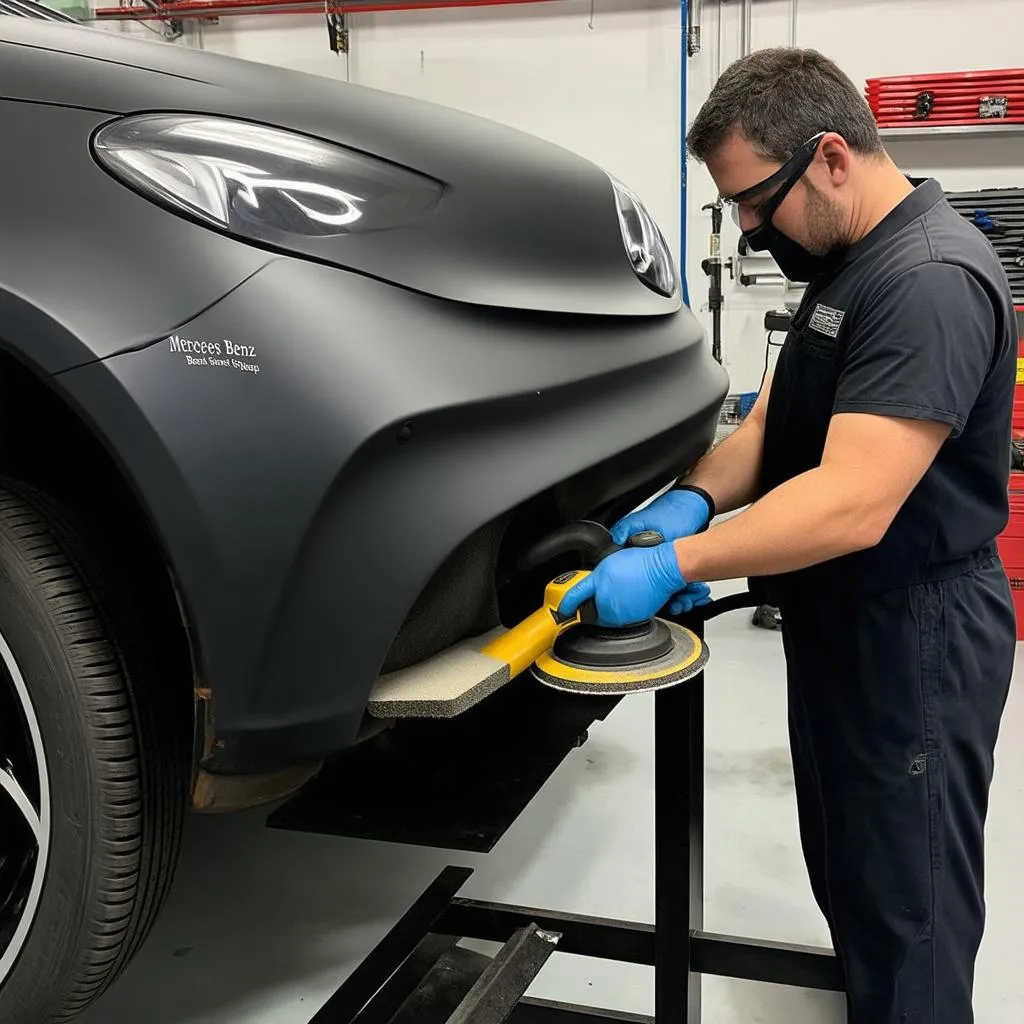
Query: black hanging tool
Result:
<box><xmin>326</xmin><ymin>7</ymin><xmax>348</xmax><ymax>54</ymax></box>
<box><xmin>701</xmin><ymin>199</ymin><xmax>724</xmax><ymax>364</ymax></box>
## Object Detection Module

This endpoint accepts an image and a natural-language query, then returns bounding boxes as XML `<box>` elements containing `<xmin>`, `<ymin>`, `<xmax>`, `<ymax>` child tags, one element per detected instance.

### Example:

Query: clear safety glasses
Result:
<box><xmin>720</xmin><ymin>131</ymin><xmax>829</xmax><ymax>230</ymax></box>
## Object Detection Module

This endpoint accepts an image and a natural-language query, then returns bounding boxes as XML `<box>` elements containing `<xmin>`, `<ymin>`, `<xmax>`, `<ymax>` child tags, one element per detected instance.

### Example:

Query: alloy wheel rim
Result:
<box><xmin>0</xmin><ymin>628</ymin><xmax>50</xmax><ymax>989</ymax></box>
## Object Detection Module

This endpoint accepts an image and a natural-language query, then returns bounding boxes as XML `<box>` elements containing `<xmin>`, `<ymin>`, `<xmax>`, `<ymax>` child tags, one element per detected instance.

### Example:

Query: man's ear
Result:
<box><xmin>819</xmin><ymin>133</ymin><xmax>851</xmax><ymax>186</ymax></box>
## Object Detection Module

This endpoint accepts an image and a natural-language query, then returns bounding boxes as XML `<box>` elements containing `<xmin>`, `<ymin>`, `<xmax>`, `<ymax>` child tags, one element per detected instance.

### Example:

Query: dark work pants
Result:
<box><xmin>779</xmin><ymin>556</ymin><xmax>1015</xmax><ymax>1023</ymax></box>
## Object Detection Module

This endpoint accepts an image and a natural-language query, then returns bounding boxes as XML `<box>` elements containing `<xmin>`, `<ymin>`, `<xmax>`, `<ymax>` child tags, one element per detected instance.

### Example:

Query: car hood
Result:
<box><xmin>0</xmin><ymin>18</ymin><xmax>680</xmax><ymax>316</ymax></box>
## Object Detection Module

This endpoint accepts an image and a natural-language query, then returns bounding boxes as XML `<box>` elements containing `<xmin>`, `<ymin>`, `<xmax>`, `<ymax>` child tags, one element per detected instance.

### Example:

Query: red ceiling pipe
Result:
<box><xmin>94</xmin><ymin>6</ymin><xmax>331</xmax><ymax>15</ymax></box>
<box><xmin>93</xmin><ymin>0</ymin><xmax>560</xmax><ymax>19</ymax></box>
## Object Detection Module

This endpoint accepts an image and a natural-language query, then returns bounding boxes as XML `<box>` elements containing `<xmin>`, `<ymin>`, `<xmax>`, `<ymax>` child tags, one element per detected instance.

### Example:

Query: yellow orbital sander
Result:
<box><xmin>367</xmin><ymin>521</ymin><xmax>709</xmax><ymax>720</ymax></box>
<box><xmin>483</xmin><ymin>521</ymin><xmax>709</xmax><ymax>697</ymax></box>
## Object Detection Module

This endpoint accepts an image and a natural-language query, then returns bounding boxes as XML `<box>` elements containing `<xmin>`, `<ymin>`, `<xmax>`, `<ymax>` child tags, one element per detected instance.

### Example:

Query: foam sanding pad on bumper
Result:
<box><xmin>367</xmin><ymin>626</ymin><xmax>511</xmax><ymax>719</ymax></box>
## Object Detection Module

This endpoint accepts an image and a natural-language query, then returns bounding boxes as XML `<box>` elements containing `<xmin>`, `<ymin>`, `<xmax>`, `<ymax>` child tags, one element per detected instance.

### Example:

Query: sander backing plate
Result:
<box><xmin>531</xmin><ymin>618</ymin><xmax>708</xmax><ymax>696</ymax></box>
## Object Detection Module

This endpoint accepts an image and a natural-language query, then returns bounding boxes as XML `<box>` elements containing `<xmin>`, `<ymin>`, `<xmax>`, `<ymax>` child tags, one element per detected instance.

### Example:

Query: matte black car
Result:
<box><xmin>0</xmin><ymin>10</ymin><xmax>726</xmax><ymax>1021</ymax></box>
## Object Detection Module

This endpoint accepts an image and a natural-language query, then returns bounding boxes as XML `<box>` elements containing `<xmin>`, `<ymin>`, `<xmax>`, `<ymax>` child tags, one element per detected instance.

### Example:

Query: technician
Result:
<box><xmin>560</xmin><ymin>47</ymin><xmax>1017</xmax><ymax>1023</ymax></box>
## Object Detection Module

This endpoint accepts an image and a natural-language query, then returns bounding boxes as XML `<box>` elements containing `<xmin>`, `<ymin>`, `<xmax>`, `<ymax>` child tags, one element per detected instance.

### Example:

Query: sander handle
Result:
<box><xmin>481</xmin><ymin>568</ymin><xmax>598</xmax><ymax>678</ymax></box>
<box><xmin>485</xmin><ymin>522</ymin><xmax>669</xmax><ymax>682</ymax></box>
<box><xmin>519</xmin><ymin>520</ymin><xmax>663</xmax><ymax>571</ymax></box>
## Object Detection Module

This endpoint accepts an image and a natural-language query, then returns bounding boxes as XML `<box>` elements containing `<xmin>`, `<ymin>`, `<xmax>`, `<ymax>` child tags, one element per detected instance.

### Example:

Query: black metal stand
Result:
<box><xmin>276</xmin><ymin>594</ymin><xmax>845</xmax><ymax>1024</ymax></box>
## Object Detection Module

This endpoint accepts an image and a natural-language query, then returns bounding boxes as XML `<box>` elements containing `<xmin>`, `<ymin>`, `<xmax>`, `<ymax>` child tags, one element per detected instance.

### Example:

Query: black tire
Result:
<box><xmin>0</xmin><ymin>476</ymin><xmax>192</xmax><ymax>1023</ymax></box>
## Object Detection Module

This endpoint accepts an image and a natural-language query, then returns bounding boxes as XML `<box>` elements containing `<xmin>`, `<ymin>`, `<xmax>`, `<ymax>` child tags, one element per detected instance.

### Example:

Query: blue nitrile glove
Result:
<box><xmin>668</xmin><ymin>581</ymin><xmax>712</xmax><ymax>616</ymax></box>
<box><xmin>557</xmin><ymin>542</ymin><xmax>687</xmax><ymax>628</ymax></box>
<box><xmin>609</xmin><ymin>487</ymin><xmax>713</xmax><ymax>546</ymax></box>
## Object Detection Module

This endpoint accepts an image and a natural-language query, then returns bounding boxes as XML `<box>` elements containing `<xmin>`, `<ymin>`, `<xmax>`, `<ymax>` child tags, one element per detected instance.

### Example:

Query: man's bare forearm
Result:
<box><xmin>673</xmin><ymin>463</ymin><xmax>875</xmax><ymax>583</ymax></box>
<box><xmin>673</xmin><ymin>412</ymin><xmax>954</xmax><ymax>584</ymax></box>
<box><xmin>680</xmin><ymin>413</ymin><xmax>766</xmax><ymax>515</ymax></box>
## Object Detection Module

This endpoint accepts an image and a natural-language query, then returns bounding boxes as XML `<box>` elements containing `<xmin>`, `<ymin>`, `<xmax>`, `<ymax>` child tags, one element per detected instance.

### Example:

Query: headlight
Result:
<box><xmin>609</xmin><ymin>176</ymin><xmax>678</xmax><ymax>298</ymax></box>
<box><xmin>92</xmin><ymin>113</ymin><xmax>444</xmax><ymax>244</ymax></box>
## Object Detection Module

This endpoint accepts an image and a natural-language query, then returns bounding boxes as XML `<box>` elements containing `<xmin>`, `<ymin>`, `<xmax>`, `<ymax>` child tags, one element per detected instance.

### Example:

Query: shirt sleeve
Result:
<box><xmin>832</xmin><ymin>261</ymin><xmax>997</xmax><ymax>438</ymax></box>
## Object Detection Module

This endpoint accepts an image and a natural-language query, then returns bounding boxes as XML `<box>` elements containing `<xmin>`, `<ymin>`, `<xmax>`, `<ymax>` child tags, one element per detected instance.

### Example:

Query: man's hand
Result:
<box><xmin>610</xmin><ymin>488</ymin><xmax>712</xmax><ymax>545</ymax></box>
<box><xmin>558</xmin><ymin>543</ymin><xmax>693</xmax><ymax>627</ymax></box>
<box><xmin>668</xmin><ymin>581</ymin><xmax>713</xmax><ymax>616</ymax></box>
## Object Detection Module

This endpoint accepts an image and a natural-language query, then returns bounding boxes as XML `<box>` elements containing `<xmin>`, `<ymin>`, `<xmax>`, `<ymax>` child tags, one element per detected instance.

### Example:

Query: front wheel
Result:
<box><xmin>0</xmin><ymin>478</ymin><xmax>191</xmax><ymax>1023</ymax></box>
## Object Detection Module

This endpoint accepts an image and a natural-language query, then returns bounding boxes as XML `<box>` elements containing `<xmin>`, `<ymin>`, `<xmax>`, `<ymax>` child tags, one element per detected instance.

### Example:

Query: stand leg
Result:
<box><xmin>654</xmin><ymin>621</ymin><xmax>705</xmax><ymax>1023</ymax></box>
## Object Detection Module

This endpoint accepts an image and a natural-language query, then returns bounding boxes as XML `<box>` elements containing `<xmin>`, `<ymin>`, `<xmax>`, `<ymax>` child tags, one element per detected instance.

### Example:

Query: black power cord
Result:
<box><xmin>747</xmin><ymin>308</ymin><xmax>793</xmax><ymax>633</ymax></box>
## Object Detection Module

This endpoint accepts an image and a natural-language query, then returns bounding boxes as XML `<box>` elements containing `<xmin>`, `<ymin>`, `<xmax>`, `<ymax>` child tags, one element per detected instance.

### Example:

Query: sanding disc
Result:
<box><xmin>531</xmin><ymin>618</ymin><xmax>708</xmax><ymax>696</ymax></box>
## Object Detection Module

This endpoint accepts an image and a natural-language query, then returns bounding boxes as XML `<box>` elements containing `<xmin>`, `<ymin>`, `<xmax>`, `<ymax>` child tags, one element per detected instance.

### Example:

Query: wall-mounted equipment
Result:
<box><xmin>867</xmin><ymin>67</ymin><xmax>1024</xmax><ymax>129</ymax></box>
<box><xmin>946</xmin><ymin>186</ymin><xmax>1024</xmax><ymax>302</ymax></box>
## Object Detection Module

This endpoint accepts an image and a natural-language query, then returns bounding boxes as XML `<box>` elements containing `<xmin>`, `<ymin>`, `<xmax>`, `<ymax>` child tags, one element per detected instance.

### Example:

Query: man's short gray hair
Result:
<box><xmin>687</xmin><ymin>47</ymin><xmax>885</xmax><ymax>165</ymax></box>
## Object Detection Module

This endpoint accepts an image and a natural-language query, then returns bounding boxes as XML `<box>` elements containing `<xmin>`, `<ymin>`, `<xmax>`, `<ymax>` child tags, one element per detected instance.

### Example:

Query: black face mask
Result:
<box><xmin>743</xmin><ymin>216</ymin><xmax>840</xmax><ymax>284</ymax></box>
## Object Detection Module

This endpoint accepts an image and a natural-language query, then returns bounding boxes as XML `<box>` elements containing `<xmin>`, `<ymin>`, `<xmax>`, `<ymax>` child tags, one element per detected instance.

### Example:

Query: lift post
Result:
<box><xmin>269</xmin><ymin>594</ymin><xmax>845</xmax><ymax>1024</ymax></box>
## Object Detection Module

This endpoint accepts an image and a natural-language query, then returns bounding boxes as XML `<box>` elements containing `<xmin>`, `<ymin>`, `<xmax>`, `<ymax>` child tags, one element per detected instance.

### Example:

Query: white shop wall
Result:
<box><xmin>113</xmin><ymin>0</ymin><xmax>1024</xmax><ymax>392</ymax></box>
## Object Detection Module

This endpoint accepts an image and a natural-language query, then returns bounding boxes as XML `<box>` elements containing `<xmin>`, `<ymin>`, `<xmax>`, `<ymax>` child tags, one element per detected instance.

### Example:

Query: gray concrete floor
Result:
<box><xmin>79</xmin><ymin>580</ymin><xmax>1024</xmax><ymax>1023</ymax></box>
